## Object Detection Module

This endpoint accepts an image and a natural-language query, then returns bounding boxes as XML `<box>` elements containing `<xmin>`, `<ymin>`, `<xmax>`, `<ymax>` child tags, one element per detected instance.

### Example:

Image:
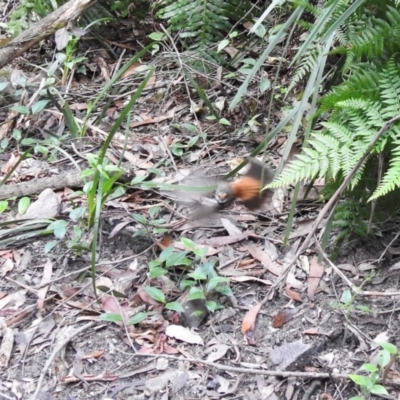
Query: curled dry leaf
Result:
<box><xmin>241</xmin><ymin>302</ymin><xmax>262</xmax><ymax>345</ymax></box>
<box><xmin>101</xmin><ymin>296</ymin><xmax>129</xmax><ymax>325</ymax></box>
<box><xmin>272</xmin><ymin>308</ymin><xmax>299</xmax><ymax>328</ymax></box>
<box><xmin>230</xmin><ymin>276</ymin><xmax>272</xmax><ymax>286</ymax></box>
<box><xmin>307</xmin><ymin>256</ymin><xmax>325</xmax><ymax>301</ymax></box>
<box><xmin>285</xmin><ymin>285</ymin><xmax>302</xmax><ymax>302</ymax></box>
<box><xmin>205</xmin><ymin>344</ymin><xmax>230</xmax><ymax>362</ymax></box>
<box><xmin>37</xmin><ymin>259</ymin><xmax>52</xmax><ymax>310</ymax></box>
<box><xmin>243</xmin><ymin>244</ymin><xmax>283</xmax><ymax>276</ymax></box>
<box><xmin>165</xmin><ymin>325</ymin><xmax>204</xmax><ymax>345</ymax></box>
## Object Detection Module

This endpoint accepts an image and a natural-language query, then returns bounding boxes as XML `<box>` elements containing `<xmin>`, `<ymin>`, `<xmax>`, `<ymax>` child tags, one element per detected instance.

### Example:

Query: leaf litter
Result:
<box><xmin>0</xmin><ymin>19</ymin><xmax>400</xmax><ymax>400</ymax></box>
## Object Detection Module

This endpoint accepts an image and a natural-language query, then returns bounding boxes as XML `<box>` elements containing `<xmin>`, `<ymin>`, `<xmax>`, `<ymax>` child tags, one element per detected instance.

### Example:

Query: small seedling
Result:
<box><xmin>349</xmin><ymin>342</ymin><xmax>397</xmax><ymax>399</ymax></box>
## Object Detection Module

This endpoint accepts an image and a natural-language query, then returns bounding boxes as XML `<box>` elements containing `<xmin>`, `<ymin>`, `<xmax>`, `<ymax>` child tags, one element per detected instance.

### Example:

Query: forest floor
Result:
<box><xmin>0</xmin><ymin>8</ymin><xmax>400</xmax><ymax>400</ymax></box>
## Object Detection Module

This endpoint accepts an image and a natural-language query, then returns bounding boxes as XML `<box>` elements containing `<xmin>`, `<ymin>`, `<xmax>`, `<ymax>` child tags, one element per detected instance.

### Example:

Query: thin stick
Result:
<box><xmin>31</xmin><ymin>321</ymin><xmax>95</xmax><ymax>400</ymax></box>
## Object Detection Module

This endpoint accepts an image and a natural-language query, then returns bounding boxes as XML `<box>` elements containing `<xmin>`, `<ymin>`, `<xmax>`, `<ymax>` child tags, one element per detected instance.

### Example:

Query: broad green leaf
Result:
<box><xmin>0</xmin><ymin>201</ymin><xmax>8</xmax><ymax>213</ymax></box>
<box><xmin>145</xmin><ymin>286</ymin><xmax>165</xmax><ymax>303</ymax></box>
<box><xmin>69</xmin><ymin>206</ymin><xmax>86</xmax><ymax>221</ymax></box>
<box><xmin>187</xmin><ymin>290</ymin><xmax>205</xmax><ymax>301</ymax></box>
<box><xmin>340</xmin><ymin>289</ymin><xmax>352</xmax><ymax>305</ymax></box>
<box><xmin>205</xmin><ymin>301</ymin><xmax>218</xmax><ymax>312</ymax></box>
<box><xmin>165</xmin><ymin>302</ymin><xmax>184</xmax><ymax>313</ymax></box>
<box><xmin>379</xmin><ymin>342</ymin><xmax>397</xmax><ymax>355</ymax></box>
<box><xmin>31</xmin><ymin>100</ymin><xmax>50</xmax><ymax>115</ymax></box>
<box><xmin>217</xmin><ymin>39</ymin><xmax>229</xmax><ymax>53</ymax></box>
<box><xmin>44</xmin><ymin>240</ymin><xmax>58</xmax><ymax>254</ymax></box>
<box><xmin>215</xmin><ymin>285</ymin><xmax>233</xmax><ymax>296</ymax></box>
<box><xmin>370</xmin><ymin>385</ymin><xmax>388</xmax><ymax>395</ymax></box>
<box><xmin>18</xmin><ymin>197</ymin><xmax>30</xmax><ymax>215</ymax></box>
<box><xmin>13</xmin><ymin>105</ymin><xmax>30</xmax><ymax>115</ymax></box>
<box><xmin>149</xmin><ymin>266</ymin><xmax>167</xmax><ymax>278</ymax></box>
<box><xmin>188</xmin><ymin>271</ymin><xmax>207</xmax><ymax>281</ymax></box>
<box><xmin>349</xmin><ymin>375</ymin><xmax>368</xmax><ymax>386</ymax></box>
<box><xmin>47</xmin><ymin>219</ymin><xmax>67</xmax><ymax>239</ymax></box>
<box><xmin>181</xmin><ymin>237</ymin><xmax>195</xmax><ymax>250</ymax></box>
<box><xmin>128</xmin><ymin>312</ymin><xmax>149</xmax><ymax>325</ymax></box>
<box><xmin>159</xmin><ymin>246</ymin><xmax>174</xmax><ymax>262</ymax></box>
<box><xmin>99</xmin><ymin>313</ymin><xmax>123</xmax><ymax>323</ymax></box>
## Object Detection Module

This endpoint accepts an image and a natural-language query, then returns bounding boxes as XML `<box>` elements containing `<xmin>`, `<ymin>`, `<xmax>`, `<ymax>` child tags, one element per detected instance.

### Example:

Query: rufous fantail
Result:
<box><xmin>184</xmin><ymin>157</ymin><xmax>274</xmax><ymax>219</ymax></box>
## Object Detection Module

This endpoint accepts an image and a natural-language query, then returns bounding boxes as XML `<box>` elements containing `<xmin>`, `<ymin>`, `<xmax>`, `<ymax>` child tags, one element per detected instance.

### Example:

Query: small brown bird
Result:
<box><xmin>188</xmin><ymin>157</ymin><xmax>274</xmax><ymax>219</ymax></box>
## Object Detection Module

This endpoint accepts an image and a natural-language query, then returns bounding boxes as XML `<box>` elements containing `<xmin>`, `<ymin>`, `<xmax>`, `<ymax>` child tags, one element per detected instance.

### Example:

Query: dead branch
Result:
<box><xmin>0</xmin><ymin>0</ymin><xmax>98</xmax><ymax>68</ymax></box>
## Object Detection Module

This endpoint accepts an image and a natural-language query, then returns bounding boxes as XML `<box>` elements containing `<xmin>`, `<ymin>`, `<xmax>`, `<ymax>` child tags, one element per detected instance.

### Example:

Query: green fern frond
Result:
<box><xmin>288</xmin><ymin>48</ymin><xmax>320</xmax><ymax>93</ymax></box>
<box><xmin>158</xmin><ymin>0</ymin><xmax>252</xmax><ymax>51</ymax></box>
<box><xmin>370</xmin><ymin>137</ymin><xmax>400</xmax><ymax>199</ymax></box>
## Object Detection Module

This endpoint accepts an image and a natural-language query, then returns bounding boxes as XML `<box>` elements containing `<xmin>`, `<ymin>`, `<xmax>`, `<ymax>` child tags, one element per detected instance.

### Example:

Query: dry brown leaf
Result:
<box><xmin>165</xmin><ymin>325</ymin><xmax>204</xmax><ymax>345</ymax></box>
<box><xmin>271</xmin><ymin>308</ymin><xmax>298</xmax><ymax>328</ymax></box>
<box><xmin>242</xmin><ymin>244</ymin><xmax>283</xmax><ymax>276</ymax></box>
<box><xmin>307</xmin><ymin>256</ymin><xmax>325</xmax><ymax>300</ymax></box>
<box><xmin>241</xmin><ymin>302</ymin><xmax>261</xmax><ymax>345</ymax></box>
<box><xmin>230</xmin><ymin>276</ymin><xmax>272</xmax><ymax>286</ymax></box>
<box><xmin>285</xmin><ymin>285</ymin><xmax>302</xmax><ymax>302</ymax></box>
<box><xmin>0</xmin><ymin>259</ymin><xmax>14</xmax><ymax>277</ymax></box>
<box><xmin>37</xmin><ymin>259</ymin><xmax>52</xmax><ymax>310</ymax></box>
<box><xmin>130</xmin><ymin>115</ymin><xmax>170</xmax><ymax>128</ymax></box>
<box><xmin>101</xmin><ymin>296</ymin><xmax>129</xmax><ymax>325</ymax></box>
<box><xmin>157</xmin><ymin>234</ymin><xmax>173</xmax><ymax>250</ymax></box>
<box><xmin>198</xmin><ymin>231</ymin><xmax>249</xmax><ymax>247</ymax></box>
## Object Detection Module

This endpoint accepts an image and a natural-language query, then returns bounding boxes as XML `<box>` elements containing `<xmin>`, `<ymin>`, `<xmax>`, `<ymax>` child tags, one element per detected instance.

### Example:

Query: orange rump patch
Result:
<box><xmin>230</xmin><ymin>176</ymin><xmax>261</xmax><ymax>201</ymax></box>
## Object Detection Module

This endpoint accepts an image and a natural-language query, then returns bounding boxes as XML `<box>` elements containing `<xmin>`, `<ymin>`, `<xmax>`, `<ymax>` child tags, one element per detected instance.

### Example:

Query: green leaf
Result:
<box><xmin>215</xmin><ymin>285</ymin><xmax>233</xmax><ymax>296</ymax></box>
<box><xmin>219</xmin><ymin>118</ymin><xmax>231</xmax><ymax>126</ymax></box>
<box><xmin>379</xmin><ymin>342</ymin><xmax>397</xmax><ymax>355</ymax></box>
<box><xmin>44</xmin><ymin>240</ymin><xmax>58</xmax><ymax>254</ymax></box>
<box><xmin>132</xmin><ymin>213</ymin><xmax>147</xmax><ymax>225</ymax></box>
<box><xmin>188</xmin><ymin>271</ymin><xmax>207</xmax><ymax>281</ymax></box>
<box><xmin>207</xmin><ymin>276</ymin><xmax>229</xmax><ymax>291</ymax></box>
<box><xmin>165</xmin><ymin>251</ymin><xmax>191</xmax><ymax>267</ymax></box>
<box><xmin>99</xmin><ymin>313</ymin><xmax>123</xmax><ymax>323</ymax></box>
<box><xmin>180</xmin><ymin>279</ymin><xmax>195</xmax><ymax>290</ymax></box>
<box><xmin>218</xmin><ymin>39</ymin><xmax>230</xmax><ymax>53</ymax></box>
<box><xmin>148</xmin><ymin>32</ymin><xmax>166</xmax><ymax>41</ymax></box>
<box><xmin>360</xmin><ymin>363</ymin><xmax>378</xmax><ymax>373</ymax></box>
<box><xmin>340</xmin><ymin>289</ymin><xmax>352</xmax><ymax>305</ymax></box>
<box><xmin>356</xmin><ymin>305</ymin><xmax>370</xmax><ymax>312</ymax></box>
<box><xmin>131</xmin><ymin>174</ymin><xmax>147</xmax><ymax>184</ymax></box>
<box><xmin>376</xmin><ymin>349</ymin><xmax>390</xmax><ymax>369</ymax></box>
<box><xmin>31</xmin><ymin>100</ymin><xmax>50</xmax><ymax>115</ymax></box>
<box><xmin>193</xmin><ymin>247</ymin><xmax>208</xmax><ymax>258</ymax></box>
<box><xmin>145</xmin><ymin>286</ymin><xmax>165</xmax><ymax>303</ymax></box>
<box><xmin>181</xmin><ymin>237</ymin><xmax>195</xmax><ymax>250</ymax></box>
<box><xmin>370</xmin><ymin>385</ymin><xmax>388</xmax><ymax>395</ymax></box>
<box><xmin>187</xmin><ymin>136</ymin><xmax>199</xmax><ymax>147</ymax></box>
<box><xmin>12</xmin><ymin>105</ymin><xmax>30</xmax><ymax>115</ymax></box>
<box><xmin>349</xmin><ymin>375</ymin><xmax>369</xmax><ymax>386</ymax></box>
<box><xmin>260</xmin><ymin>77</ymin><xmax>271</xmax><ymax>93</ymax></box>
<box><xmin>159</xmin><ymin>246</ymin><xmax>174</xmax><ymax>262</ymax></box>
<box><xmin>18</xmin><ymin>197</ymin><xmax>30</xmax><ymax>215</ymax></box>
<box><xmin>187</xmin><ymin>289</ymin><xmax>205</xmax><ymax>301</ymax></box>
<box><xmin>0</xmin><ymin>81</ymin><xmax>9</xmax><ymax>91</ymax></box>
<box><xmin>128</xmin><ymin>312</ymin><xmax>148</xmax><ymax>325</ymax></box>
<box><xmin>69</xmin><ymin>206</ymin><xmax>86</xmax><ymax>221</ymax></box>
<box><xmin>205</xmin><ymin>300</ymin><xmax>218</xmax><ymax>312</ymax></box>
<box><xmin>47</xmin><ymin>219</ymin><xmax>68</xmax><ymax>239</ymax></box>
<box><xmin>149</xmin><ymin>206</ymin><xmax>161</xmax><ymax>219</ymax></box>
<box><xmin>149</xmin><ymin>266</ymin><xmax>167</xmax><ymax>278</ymax></box>
<box><xmin>0</xmin><ymin>201</ymin><xmax>8</xmax><ymax>213</ymax></box>
<box><xmin>165</xmin><ymin>301</ymin><xmax>184</xmax><ymax>313</ymax></box>
<box><xmin>149</xmin><ymin>259</ymin><xmax>162</xmax><ymax>269</ymax></box>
